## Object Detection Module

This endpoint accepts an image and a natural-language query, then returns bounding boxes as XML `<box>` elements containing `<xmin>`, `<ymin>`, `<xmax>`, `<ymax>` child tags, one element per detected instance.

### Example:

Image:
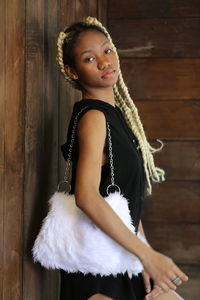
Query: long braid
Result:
<box><xmin>56</xmin><ymin>31</ymin><xmax>81</xmax><ymax>89</ymax></box>
<box><xmin>56</xmin><ymin>16</ymin><xmax>165</xmax><ymax>195</ymax></box>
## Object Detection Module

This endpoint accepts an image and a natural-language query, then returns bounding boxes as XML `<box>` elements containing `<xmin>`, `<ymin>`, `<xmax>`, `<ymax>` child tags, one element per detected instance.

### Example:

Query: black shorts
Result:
<box><xmin>60</xmin><ymin>270</ymin><xmax>154</xmax><ymax>300</ymax></box>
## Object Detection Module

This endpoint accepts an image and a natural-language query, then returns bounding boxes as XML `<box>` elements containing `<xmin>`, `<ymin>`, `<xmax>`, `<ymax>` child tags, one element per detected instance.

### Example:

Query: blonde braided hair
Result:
<box><xmin>56</xmin><ymin>31</ymin><xmax>81</xmax><ymax>89</ymax></box>
<box><xmin>56</xmin><ymin>16</ymin><xmax>165</xmax><ymax>195</ymax></box>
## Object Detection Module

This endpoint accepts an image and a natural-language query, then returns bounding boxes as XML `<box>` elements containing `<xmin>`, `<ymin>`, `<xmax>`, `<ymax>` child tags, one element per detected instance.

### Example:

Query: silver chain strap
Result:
<box><xmin>58</xmin><ymin>106</ymin><xmax>121</xmax><ymax>195</ymax></box>
<box><xmin>106</xmin><ymin>122</ymin><xmax>121</xmax><ymax>195</ymax></box>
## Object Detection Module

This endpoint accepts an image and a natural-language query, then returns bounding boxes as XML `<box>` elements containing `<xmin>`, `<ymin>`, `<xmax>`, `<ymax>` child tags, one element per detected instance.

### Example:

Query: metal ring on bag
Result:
<box><xmin>106</xmin><ymin>184</ymin><xmax>121</xmax><ymax>196</ymax></box>
<box><xmin>57</xmin><ymin>180</ymin><xmax>71</xmax><ymax>193</ymax></box>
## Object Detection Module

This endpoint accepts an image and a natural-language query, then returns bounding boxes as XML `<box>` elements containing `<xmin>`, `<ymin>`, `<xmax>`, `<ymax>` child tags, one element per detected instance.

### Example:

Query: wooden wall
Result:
<box><xmin>1</xmin><ymin>0</ymin><xmax>199</xmax><ymax>299</ymax></box>
<box><xmin>0</xmin><ymin>0</ymin><xmax>25</xmax><ymax>299</ymax></box>
<box><xmin>107</xmin><ymin>1</ymin><xmax>200</xmax><ymax>299</ymax></box>
<box><xmin>0</xmin><ymin>0</ymin><xmax>106</xmax><ymax>299</ymax></box>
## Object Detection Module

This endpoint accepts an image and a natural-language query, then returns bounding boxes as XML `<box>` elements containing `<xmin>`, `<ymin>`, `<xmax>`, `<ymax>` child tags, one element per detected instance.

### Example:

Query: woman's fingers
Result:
<box><xmin>145</xmin><ymin>285</ymin><xmax>163</xmax><ymax>300</ymax></box>
<box><xmin>159</xmin><ymin>281</ymin><xmax>171</xmax><ymax>293</ymax></box>
<box><xmin>142</xmin><ymin>249</ymin><xmax>189</xmax><ymax>293</ymax></box>
<box><xmin>142</xmin><ymin>270</ymin><xmax>152</xmax><ymax>294</ymax></box>
<box><xmin>173</xmin><ymin>266</ymin><xmax>189</xmax><ymax>283</ymax></box>
<box><xmin>164</xmin><ymin>278</ymin><xmax>177</xmax><ymax>291</ymax></box>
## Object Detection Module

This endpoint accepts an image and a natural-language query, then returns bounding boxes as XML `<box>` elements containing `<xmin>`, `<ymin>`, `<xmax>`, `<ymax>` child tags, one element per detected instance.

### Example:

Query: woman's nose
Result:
<box><xmin>98</xmin><ymin>58</ymin><xmax>111</xmax><ymax>70</ymax></box>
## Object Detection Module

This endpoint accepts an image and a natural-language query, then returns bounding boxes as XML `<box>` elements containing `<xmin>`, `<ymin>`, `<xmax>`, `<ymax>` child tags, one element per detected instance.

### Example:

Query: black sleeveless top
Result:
<box><xmin>60</xmin><ymin>99</ymin><xmax>149</xmax><ymax>300</ymax></box>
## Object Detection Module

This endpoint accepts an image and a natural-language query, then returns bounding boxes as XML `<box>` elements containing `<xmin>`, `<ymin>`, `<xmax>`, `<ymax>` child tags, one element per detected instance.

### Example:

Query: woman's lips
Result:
<box><xmin>101</xmin><ymin>70</ymin><xmax>116</xmax><ymax>79</ymax></box>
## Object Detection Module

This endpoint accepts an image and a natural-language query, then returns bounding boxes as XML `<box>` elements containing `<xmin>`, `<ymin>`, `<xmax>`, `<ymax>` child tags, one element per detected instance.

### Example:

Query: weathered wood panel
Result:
<box><xmin>58</xmin><ymin>0</ymin><xmax>100</xmax><ymax>195</ymax></box>
<box><xmin>152</xmin><ymin>141</ymin><xmax>200</xmax><ymax>180</ymax></box>
<box><xmin>142</xmin><ymin>181</ymin><xmax>200</xmax><ymax>223</ymax></box>
<box><xmin>59</xmin><ymin>0</ymin><xmax>81</xmax><ymax>165</ymax></box>
<box><xmin>178</xmin><ymin>265</ymin><xmax>200</xmax><ymax>300</ymax></box>
<box><xmin>0</xmin><ymin>0</ymin><xmax>25</xmax><ymax>299</ymax></box>
<box><xmin>23</xmin><ymin>0</ymin><xmax>61</xmax><ymax>298</ymax></box>
<box><xmin>107</xmin><ymin>1</ymin><xmax>200</xmax><ymax>299</ymax></box>
<box><xmin>75</xmin><ymin>0</ymin><xmax>97</xmax><ymax>19</ymax></box>
<box><xmin>143</xmin><ymin>222</ymin><xmax>200</xmax><ymax>265</ymax></box>
<box><xmin>109</xmin><ymin>18</ymin><xmax>200</xmax><ymax>58</ymax></box>
<box><xmin>23</xmin><ymin>0</ymin><xmax>106</xmax><ymax>299</ymax></box>
<box><xmin>98</xmin><ymin>0</ymin><xmax>108</xmax><ymax>25</ymax></box>
<box><xmin>121</xmin><ymin>58</ymin><xmax>200</xmax><ymax>100</ymax></box>
<box><xmin>0</xmin><ymin>0</ymin><xmax>5</xmax><ymax>294</ymax></box>
<box><xmin>58</xmin><ymin>0</ymin><xmax>108</xmax><ymax>181</ymax></box>
<box><xmin>134</xmin><ymin>100</ymin><xmax>200</xmax><ymax>139</ymax></box>
<box><xmin>109</xmin><ymin>0</ymin><xmax>200</xmax><ymax>18</ymax></box>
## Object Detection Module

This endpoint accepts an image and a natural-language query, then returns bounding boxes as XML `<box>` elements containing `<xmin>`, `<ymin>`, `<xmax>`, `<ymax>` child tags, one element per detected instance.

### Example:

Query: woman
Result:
<box><xmin>57</xmin><ymin>16</ymin><xmax>188</xmax><ymax>300</ymax></box>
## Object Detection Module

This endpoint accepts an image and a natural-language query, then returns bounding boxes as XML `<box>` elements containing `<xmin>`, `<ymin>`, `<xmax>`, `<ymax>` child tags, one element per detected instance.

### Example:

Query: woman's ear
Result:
<box><xmin>64</xmin><ymin>65</ymin><xmax>78</xmax><ymax>80</ymax></box>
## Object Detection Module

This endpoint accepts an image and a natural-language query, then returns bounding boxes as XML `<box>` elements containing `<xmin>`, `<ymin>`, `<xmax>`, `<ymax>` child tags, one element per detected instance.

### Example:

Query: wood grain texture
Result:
<box><xmin>177</xmin><ymin>265</ymin><xmax>200</xmax><ymax>300</ymax></box>
<box><xmin>109</xmin><ymin>18</ymin><xmax>200</xmax><ymax>58</ymax></box>
<box><xmin>121</xmin><ymin>58</ymin><xmax>200</xmax><ymax>100</ymax></box>
<box><xmin>98</xmin><ymin>0</ymin><xmax>108</xmax><ymax>25</ymax></box>
<box><xmin>58</xmin><ymin>0</ymin><xmax>84</xmax><ymax>172</ymax></box>
<box><xmin>1</xmin><ymin>0</ymin><xmax>25</xmax><ymax>299</ymax></box>
<box><xmin>143</xmin><ymin>222</ymin><xmax>200</xmax><ymax>265</ymax></box>
<box><xmin>24</xmin><ymin>0</ymin><xmax>48</xmax><ymax>297</ymax></box>
<box><xmin>1</xmin><ymin>0</ymin><xmax>199</xmax><ymax>298</ymax></box>
<box><xmin>24</xmin><ymin>0</ymin><xmax>60</xmax><ymax>298</ymax></box>
<box><xmin>0</xmin><ymin>0</ymin><xmax>5</xmax><ymax>295</ymax></box>
<box><xmin>75</xmin><ymin>0</ymin><xmax>97</xmax><ymax>20</ymax></box>
<box><xmin>133</xmin><ymin>100</ymin><xmax>200</xmax><ymax>139</ymax></box>
<box><xmin>24</xmin><ymin>0</ymin><xmax>100</xmax><ymax>297</ymax></box>
<box><xmin>152</xmin><ymin>141</ymin><xmax>200</xmax><ymax>180</ymax></box>
<box><xmin>108</xmin><ymin>0</ymin><xmax>200</xmax><ymax>18</ymax></box>
<box><xmin>107</xmin><ymin>2</ymin><xmax>200</xmax><ymax>298</ymax></box>
<box><xmin>142</xmin><ymin>181</ymin><xmax>200</xmax><ymax>223</ymax></box>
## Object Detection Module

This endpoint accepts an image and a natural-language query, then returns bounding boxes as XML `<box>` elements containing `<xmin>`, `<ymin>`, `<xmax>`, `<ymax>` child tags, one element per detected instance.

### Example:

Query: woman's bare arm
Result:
<box><xmin>75</xmin><ymin>109</ymin><xmax>147</xmax><ymax>258</ymax></box>
<box><xmin>138</xmin><ymin>220</ymin><xmax>147</xmax><ymax>239</ymax></box>
<box><xmin>74</xmin><ymin>109</ymin><xmax>188</xmax><ymax>292</ymax></box>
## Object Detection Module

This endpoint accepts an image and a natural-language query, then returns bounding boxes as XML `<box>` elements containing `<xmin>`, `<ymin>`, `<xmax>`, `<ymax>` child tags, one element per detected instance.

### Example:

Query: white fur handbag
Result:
<box><xmin>32</xmin><ymin>106</ymin><xmax>147</xmax><ymax>278</ymax></box>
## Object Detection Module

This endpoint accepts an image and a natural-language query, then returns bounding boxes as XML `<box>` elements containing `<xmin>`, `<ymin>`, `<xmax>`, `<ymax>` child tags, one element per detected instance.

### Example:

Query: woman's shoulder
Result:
<box><xmin>77</xmin><ymin>109</ymin><xmax>106</xmax><ymax>137</ymax></box>
<box><xmin>71</xmin><ymin>98</ymin><xmax>115</xmax><ymax>126</ymax></box>
<box><xmin>60</xmin><ymin>100</ymin><xmax>109</xmax><ymax>161</ymax></box>
<box><xmin>73</xmin><ymin>98</ymin><xmax>118</xmax><ymax>112</ymax></box>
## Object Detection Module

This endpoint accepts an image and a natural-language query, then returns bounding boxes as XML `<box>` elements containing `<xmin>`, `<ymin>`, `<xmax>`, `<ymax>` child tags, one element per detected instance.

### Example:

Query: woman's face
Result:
<box><xmin>66</xmin><ymin>30</ymin><xmax>119</xmax><ymax>91</ymax></box>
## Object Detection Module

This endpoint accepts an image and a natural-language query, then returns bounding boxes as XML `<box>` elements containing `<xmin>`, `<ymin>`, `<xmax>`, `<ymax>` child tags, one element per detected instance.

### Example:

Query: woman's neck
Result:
<box><xmin>82</xmin><ymin>87</ymin><xmax>115</xmax><ymax>106</ymax></box>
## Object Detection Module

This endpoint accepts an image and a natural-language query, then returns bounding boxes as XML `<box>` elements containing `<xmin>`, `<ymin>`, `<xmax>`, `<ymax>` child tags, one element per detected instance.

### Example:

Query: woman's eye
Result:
<box><xmin>85</xmin><ymin>57</ymin><xmax>95</xmax><ymax>62</ymax></box>
<box><xmin>105</xmin><ymin>48</ymin><xmax>112</xmax><ymax>54</ymax></box>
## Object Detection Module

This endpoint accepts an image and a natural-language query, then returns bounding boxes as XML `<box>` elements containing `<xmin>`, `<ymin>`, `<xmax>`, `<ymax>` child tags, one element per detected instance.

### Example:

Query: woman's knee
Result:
<box><xmin>87</xmin><ymin>293</ymin><xmax>114</xmax><ymax>300</ymax></box>
<box><xmin>154</xmin><ymin>290</ymin><xmax>184</xmax><ymax>300</ymax></box>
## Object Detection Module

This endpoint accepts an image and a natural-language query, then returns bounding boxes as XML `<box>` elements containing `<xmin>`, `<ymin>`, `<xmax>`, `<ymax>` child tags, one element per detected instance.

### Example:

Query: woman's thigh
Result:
<box><xmin>155</xmin><ymin>290</ymin><xmax>184</xmax><ymax>300</ymax></box>
<box><xmin>88</xmin><ymin>293</ymin><xmax>114</xmax><ymax>300</ymax></box>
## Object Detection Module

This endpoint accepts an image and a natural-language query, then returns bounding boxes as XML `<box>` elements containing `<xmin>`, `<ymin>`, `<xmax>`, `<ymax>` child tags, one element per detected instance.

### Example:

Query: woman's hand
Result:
<box><xmin>142</xmin><ymin>270</ymin><xmax>164</xmax><ymax>300</ymax></box>
<box><xmin>142</xmin><ymin>270</ymin><xmax>151</xmax><ymax>295</ymax></box>
<box><xmin>144</xmin><ymin>285</ymin><xmax>164</xmax><ymax>300</ymax></box>
<box><xmin>141</xmin><ymin>247</ymin><xmax>188</xmax><ymax>293</ymax></box>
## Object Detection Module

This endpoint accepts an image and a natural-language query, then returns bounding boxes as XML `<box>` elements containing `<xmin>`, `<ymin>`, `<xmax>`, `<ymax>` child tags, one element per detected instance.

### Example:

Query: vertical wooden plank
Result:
<box><xmin>76</xmin><ymin>0</ymin><xmax>97</xmax><ymax>19</ymax></box>
<box><xmin>58</xmin><ymin>0</ymin><xmax>82</xmax><ymax>185</ymax></box>
<box><xmin>24</xmin><ymin>0</ymin><xmax>45</xmax><ymax>297</ymax></box>
<box><xmin>24</xmin><ymin>0</ymin><xmax>101</xmax><ymax>299</ymax></box>
<box><xmin>98</xmin><ymin>0</ymin><xmax>108</xmax><ymax>25</ymax></box>
<box><xmin>58</xmin><ymin>0</ymin><xmax>106</xmax><ymax>182</ymax></box>
<box><xmin>40</xmin><ymin>0</ymin><xmax>60</xmax><ymax>297</ymax></box>
<box><xmin>24</xmin><ymin>0</ymin><xmax>48</xmax><ymax>299</ymax></box>
<box><xmin>57</xmin><ymin>0</ymin><xmax>109</xmax><ymax>202</ymax></box>
<box><xmin>24</xmin><ymin>0</ymin><xmax>60</xmax><ymax>298</ymax></box>
<box><xmin>0</xmin><ymin>0</ymin><xmax>5</xmax><ymax>296</ymax></box>
<box><xmin>1</xmin><ymin>0</ymin><xmax>25</xmax><ymax>299</ymax></box>
<box><xmin>58</xmin><ymin>0</ymin><xmax>105</xmax><ymax>174</ymax></box>
<box><xmin>107</xmin><ymin>1</ymin><xmax>200</xmax><ymax>299</ymax></box>
<box><xmin>23</xmin><ymin>1</ymin><xmax>107</xmax><ymax>298</ymax></box>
